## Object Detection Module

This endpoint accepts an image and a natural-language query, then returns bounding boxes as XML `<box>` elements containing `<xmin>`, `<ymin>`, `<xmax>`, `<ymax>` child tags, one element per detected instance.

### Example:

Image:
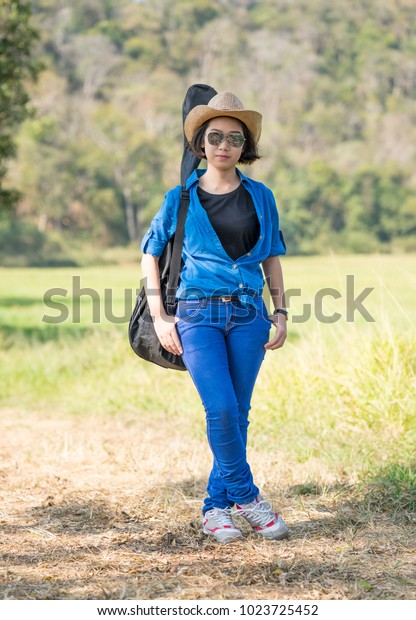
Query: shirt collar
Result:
<box><xmin>185</xmin><ymin>167</ymin><xmax>252</xmax><ymax>190</ymax></box>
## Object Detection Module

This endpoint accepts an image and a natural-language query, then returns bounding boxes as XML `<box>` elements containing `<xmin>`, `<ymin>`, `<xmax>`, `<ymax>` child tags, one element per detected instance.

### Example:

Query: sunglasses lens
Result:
<box><xmin>207</xmin><ymin>131</ymin><xmax>245</xmax><ymax>147</ymax></box>
<box><xmin>207</xmin><ymin>131</ymin><xmax>223</xmax><ymax>146</ymax></box>
<box><xmin>228</xmin><ymin>133</ymin><xmax>245</xmax><ymax>147</ymax></box>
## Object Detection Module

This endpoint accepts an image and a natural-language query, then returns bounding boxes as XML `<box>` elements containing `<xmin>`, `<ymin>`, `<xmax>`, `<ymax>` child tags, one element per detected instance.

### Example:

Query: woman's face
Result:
<box><xmin>201</xmin><ymin>117</ymin><xmax>245</xmax><ymax>171</ymax></box>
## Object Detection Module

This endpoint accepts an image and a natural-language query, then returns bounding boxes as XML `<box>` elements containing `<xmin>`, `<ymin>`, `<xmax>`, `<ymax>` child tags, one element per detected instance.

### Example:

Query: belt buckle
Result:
<box><xmin>220</xmin><ymin>296</ymin><xmax>232</xmax><ymax>302</ymax></box>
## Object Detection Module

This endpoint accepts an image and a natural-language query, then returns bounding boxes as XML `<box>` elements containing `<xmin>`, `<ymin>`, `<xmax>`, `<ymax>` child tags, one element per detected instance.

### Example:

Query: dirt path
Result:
<box><xmin>1</xmin><ymin>410</ymin><xmax>415</xmax><ymax>600</ymax></box>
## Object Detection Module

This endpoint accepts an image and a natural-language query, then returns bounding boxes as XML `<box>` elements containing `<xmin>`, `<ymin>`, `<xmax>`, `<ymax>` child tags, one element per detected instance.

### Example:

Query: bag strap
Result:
<box><xmin>165</xmin><ymin>187</ymin><xmax>190</xmax><ymax>311</ymax></box>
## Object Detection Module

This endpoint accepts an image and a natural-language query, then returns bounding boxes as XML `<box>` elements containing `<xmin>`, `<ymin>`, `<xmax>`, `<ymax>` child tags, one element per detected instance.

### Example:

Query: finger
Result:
<box><xmin>264</xmin><ymin>332</ymin><xmax>286</xmax><ymax>350</ymax></box>
<box><xmin>165</xmin><ymin>329</ymin><xmax>183</xmax><ymax>356</ymax></box>
<box><xmin>172</xmin><ymin>330</ymin><xmax>183</xmax><ymax>355</ymax></box>
<box><xmin>160</xmin><ymin>334</ymin><xmax>178</xmax><ymax>355</ymax></box>
<box><xmin>272</xmin><ymin>333</ymin><xmax>286</xmax><ymax>349</ymax></box>
<box><xmin>264</xmin><ymin>337</ymin><xmax>275</xmax><ymax>349</ymax></box>
<box><xmin>160</xmin><ymin>338</ymin><xmax>173</xmax><ymax>353</ymax></box>
<box><xmin>272</xmin><ymin>338</ymin><xmax>285</xmax><ymax>350</ymax></box>
<box><xmin>274</xmin><ymin>329</ymin><xmax>287</xmax><ymax>348</ymax></box>
<box><xmin>163</xmin><ymin>341</ymin><xmax>181</xmax><ymax>355</ymax></box>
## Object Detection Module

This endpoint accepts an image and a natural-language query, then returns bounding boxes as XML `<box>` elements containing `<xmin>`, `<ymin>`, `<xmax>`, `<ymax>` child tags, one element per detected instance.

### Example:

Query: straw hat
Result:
<box><xmin>184</xmin><ymin>91</ymin><xmax>262</xmax><ymax>144</ymax></box>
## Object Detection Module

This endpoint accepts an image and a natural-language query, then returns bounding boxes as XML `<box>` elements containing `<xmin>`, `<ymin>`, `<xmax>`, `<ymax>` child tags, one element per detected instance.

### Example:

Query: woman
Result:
<box><xmin>141</xmin><ymin>92</ymin><xmax>289</xmax><ymax>544</ymax></box>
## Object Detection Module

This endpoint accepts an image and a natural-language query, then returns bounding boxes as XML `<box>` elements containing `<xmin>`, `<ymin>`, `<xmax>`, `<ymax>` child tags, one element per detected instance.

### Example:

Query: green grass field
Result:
<box><xmin>1</xmin><ymin>254</ymin><xmax>415</xmax><ymax>471</ymax></box>
<box><xmin>1</xmin><ymin>254</ymin><xmax>415</xmax><ymax>599</ymax></box>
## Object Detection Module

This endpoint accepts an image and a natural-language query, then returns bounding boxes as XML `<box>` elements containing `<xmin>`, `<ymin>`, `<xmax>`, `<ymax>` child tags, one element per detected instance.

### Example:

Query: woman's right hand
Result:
<box><xmin>153</xmin><ymin>313</ymin><xmax>183</xmax><ymax>356</ymax></box>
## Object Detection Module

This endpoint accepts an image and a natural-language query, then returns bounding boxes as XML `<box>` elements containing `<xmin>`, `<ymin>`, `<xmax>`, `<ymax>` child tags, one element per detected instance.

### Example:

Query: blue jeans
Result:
<box><xmin>175</xmin><ymin>297</ymin><xmax>272</xmax><ymax>514</ymax></box>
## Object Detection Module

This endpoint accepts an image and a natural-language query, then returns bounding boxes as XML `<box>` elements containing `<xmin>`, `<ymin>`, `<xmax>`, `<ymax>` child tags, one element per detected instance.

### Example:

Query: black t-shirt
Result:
<box><xmin>197</xmin><ymin>184</ymin><xmax>260</xmax><ymax>261</ymax></box>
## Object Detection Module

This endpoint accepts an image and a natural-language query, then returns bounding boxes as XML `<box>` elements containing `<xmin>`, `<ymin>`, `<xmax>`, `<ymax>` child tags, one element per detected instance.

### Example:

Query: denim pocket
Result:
<box><xmin>176</xmin><ymin>299</ymin><xmax>205</xmax><ymax>324</ymax></box>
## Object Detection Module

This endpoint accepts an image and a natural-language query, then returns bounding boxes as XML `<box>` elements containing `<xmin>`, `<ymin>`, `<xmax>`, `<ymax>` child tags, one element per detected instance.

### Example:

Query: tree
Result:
<box><xmin>90</xmin><ymin>104</ymin><xmax>165</xmax><ymax>242</ymax></box>
<box><xmin>4</xmin><ymin>0</ymin><xmax>416</xmax><ymax>259</ymax></box>
<box><xmin>0</xmin><ymin>0</ymin><xmax>41</xmax><ymax>210</ymax></box>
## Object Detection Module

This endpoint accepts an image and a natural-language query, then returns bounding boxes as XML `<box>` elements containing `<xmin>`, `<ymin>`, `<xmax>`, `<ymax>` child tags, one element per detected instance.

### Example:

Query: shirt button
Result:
<box><xmin>259</xmin><ymin>235</ymin><xmax>263</xmax><ymax>240</ymax></box>
<box><xmin>247</xmin><ymin>252</ymin><xmax>251</xmax><ymax>256</ymax></box>
<box><xmin>233</xmin><ymin>264</ymin><xmax>237</xmax><ymax>269</ymax></box>
<box><xmin>260</xmin><ymin>215</ymin><xmax>263</xmax><ymax>219</ymax></box>
<box><xmin>239</xmin><ymin>284</ymin><xmax>243</xmax><ymax>288</ymax></box>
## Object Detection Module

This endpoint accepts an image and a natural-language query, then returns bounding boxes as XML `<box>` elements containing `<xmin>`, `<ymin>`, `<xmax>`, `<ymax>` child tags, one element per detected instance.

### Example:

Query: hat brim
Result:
<box><xmin>184</xmin><ymin>105</ymin><xmax>262</xmax><ymax>144</ymax></box>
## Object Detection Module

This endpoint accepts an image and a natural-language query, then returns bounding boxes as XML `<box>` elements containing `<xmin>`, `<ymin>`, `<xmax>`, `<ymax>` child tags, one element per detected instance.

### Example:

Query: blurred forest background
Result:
<box><xmin>1</xmin><ymin>0</ymin><xmax>416</xmax><ymax>266</ymax></box>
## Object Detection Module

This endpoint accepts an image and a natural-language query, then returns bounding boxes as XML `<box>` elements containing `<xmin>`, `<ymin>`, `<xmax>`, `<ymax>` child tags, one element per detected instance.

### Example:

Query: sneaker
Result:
<box><xmin>234</xmin><ymin>495</ymin><xmax>289</xmax><ymax>540</ymax></box>
<box><xmin>202</xmin><ymin>507</ymin><xmax>244</xmax><ymax>544</ymax></box>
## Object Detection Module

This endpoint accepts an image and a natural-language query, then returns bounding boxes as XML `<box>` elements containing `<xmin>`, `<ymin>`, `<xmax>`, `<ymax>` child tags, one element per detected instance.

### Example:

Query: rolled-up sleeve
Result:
<box><xmin>140</xmin><ymin>187</ymin><xmax>180</xmax><ymax>257</ymax></box>
<box><xmin>268</xmin><ymin>190</ymin><xmax>287</xmax><ymax>257</ymax></box>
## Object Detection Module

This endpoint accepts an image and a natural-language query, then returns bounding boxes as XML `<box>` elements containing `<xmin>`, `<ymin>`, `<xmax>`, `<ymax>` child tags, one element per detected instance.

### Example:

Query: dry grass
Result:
<box><xmin>1</xmin><ymin>409</ymin><xmax>415</xmax><ymax>601</ymax></box>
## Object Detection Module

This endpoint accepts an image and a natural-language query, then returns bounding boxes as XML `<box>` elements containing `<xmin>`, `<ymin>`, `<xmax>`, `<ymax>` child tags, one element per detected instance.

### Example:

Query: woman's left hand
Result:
<box><xmin>264</xmin><ymin>315</ymin><xmax>287</xmax><ymax>350</ymax></box>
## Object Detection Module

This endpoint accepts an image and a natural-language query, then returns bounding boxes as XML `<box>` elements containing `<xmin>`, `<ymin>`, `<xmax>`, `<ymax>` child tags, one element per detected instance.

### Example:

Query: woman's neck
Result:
<box><xmin>198</xmin><ymin>167</ymin><xmax>240</xmax><ymax>195</ymax></box>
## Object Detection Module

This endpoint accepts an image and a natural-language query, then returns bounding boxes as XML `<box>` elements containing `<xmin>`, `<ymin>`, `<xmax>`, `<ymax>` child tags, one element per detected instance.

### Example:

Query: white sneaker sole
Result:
<box><xmin>253</xmin><ymin>521</ymin><xmax>289</xmax><ymax>540</ymax></box>
<box><xmin>203</xmin><ymin>527</ymin><xmax>244</xmax><ymax>544</ymax></box>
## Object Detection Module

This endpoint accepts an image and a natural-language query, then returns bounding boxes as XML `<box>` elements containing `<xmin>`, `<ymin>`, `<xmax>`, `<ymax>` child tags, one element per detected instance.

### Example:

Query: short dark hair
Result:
<box><xmin>188</xmin><ymin>119</ymin><xmax>261</xmax><ymax>165</ymax></box>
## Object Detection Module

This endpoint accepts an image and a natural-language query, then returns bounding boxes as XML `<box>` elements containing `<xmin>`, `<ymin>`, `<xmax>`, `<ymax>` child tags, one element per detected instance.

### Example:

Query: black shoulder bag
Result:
<box><xmin>128</xmin><ymin>188</ymin><xmax>189</xmax><ymax>370</ymax></box>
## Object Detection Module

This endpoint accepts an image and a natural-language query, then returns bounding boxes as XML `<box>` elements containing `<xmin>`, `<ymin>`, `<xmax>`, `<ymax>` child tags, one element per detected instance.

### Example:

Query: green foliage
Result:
<box><xmin>363</xmin><ymin>463</ymin><xmax>416</xmax><ymax>513</ymax></box>
<box><xmin>273</xmin><ymin>160</ymin><xmax>416</xmax><ymax>254</ymax></box>
<box><xmin>0</xmin><ymin>215</ymin><xmax>77</xmax><ymax>266</ymax></box>
<box><xmin>1</xmin><ymin>0</ymin><xmax>416</xmax><ymax>263</ymax></box>
<box><xmin>69</xmin><ymin>0</ymin><xmax>115</xmax><ymax>32</ymax></box>
<box><xmin>0</xmin><ymin>0</ymin><xmax>41</xmax><ymax>209</ymax></box>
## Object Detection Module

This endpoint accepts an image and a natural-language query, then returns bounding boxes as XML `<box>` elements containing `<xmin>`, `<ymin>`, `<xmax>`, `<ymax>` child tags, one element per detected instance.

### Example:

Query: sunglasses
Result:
<box><xmin>206</xmin><ymin>130</ymin><xmax>246</xmax><ymax>148</ymax></box>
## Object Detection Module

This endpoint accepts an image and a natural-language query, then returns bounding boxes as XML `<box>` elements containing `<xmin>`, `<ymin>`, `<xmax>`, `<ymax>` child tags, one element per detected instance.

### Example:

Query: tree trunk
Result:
<box><xmin>123</xmin><ymin>184</ymin><xmax>136</xmax><ymax>242</ymax></box>
<box><xmin>37</xmin><ymin>213</ymin><xmax>48</xmax><ymax>232</ymax></box>
<box><xmin>114</xmin><ymin>167</ymin><xmax>136</xmax><ymax>242</ymax></box>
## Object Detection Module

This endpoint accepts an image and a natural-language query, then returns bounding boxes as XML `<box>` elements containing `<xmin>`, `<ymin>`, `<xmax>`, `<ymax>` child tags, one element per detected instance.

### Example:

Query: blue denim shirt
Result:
<box><xmin>141</xmin><ymin>168</ymin><xmax>286</xmax><ymax>302</ymax></box>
